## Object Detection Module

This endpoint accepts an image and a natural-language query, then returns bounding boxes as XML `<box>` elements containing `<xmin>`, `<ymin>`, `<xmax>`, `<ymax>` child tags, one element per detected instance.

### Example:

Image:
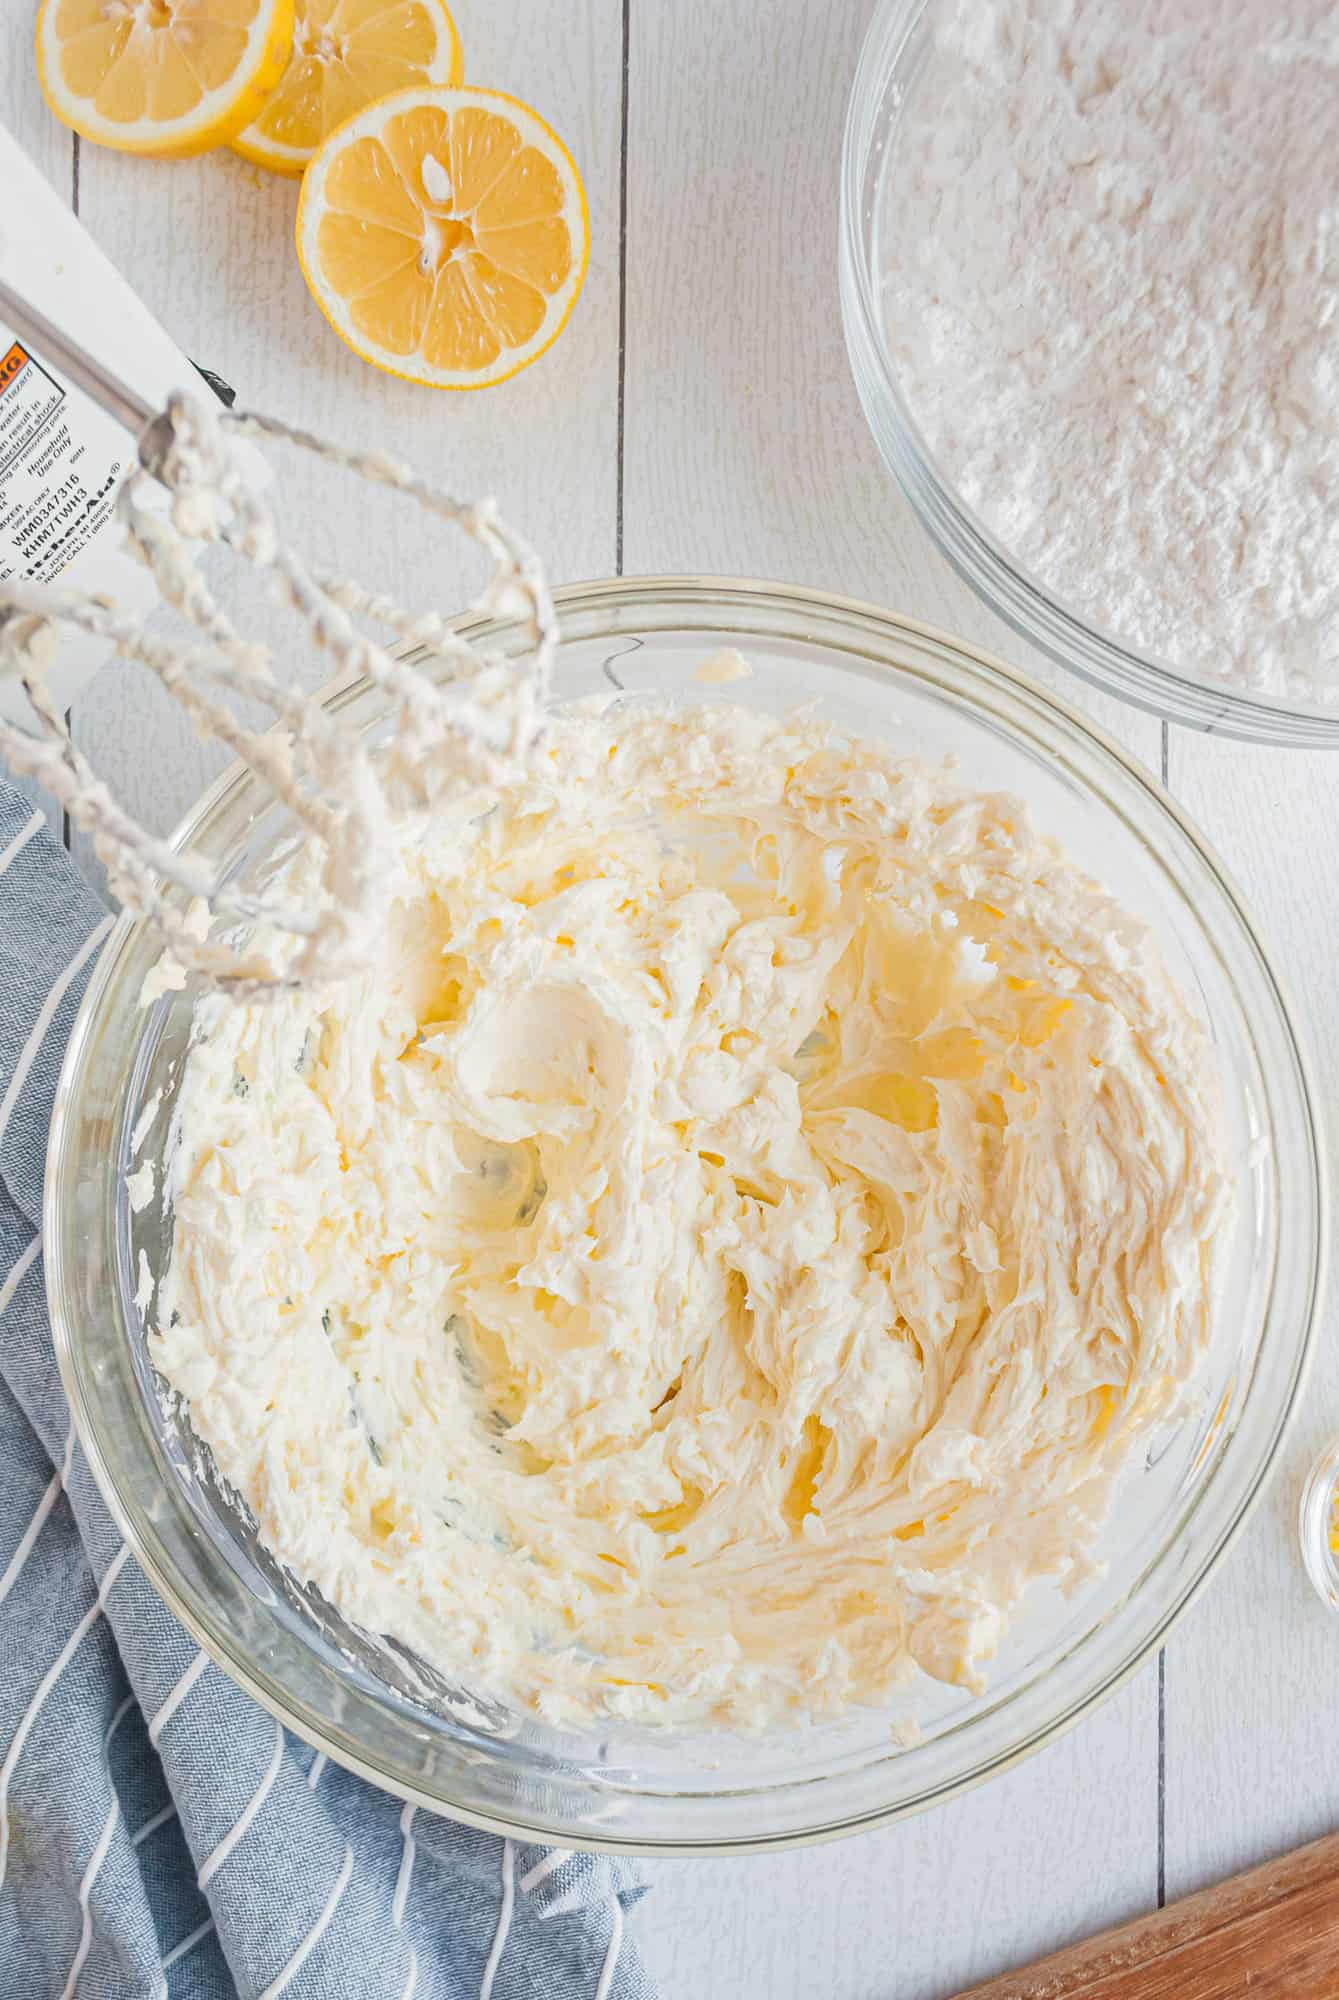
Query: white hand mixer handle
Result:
<box><xmin>0</xmin><ymin>273</ymin><xmax>167</xmax><ymax>459</ymax></box>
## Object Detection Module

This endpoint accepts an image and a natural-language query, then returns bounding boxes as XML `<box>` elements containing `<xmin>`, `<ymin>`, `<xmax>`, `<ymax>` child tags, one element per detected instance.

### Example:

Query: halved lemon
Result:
<box><xmin>296</xmin><ymin>86</ymin><xmax>589</xmax><ymax>390</ymax></box>
<box><xmin>35</xmin><ymin>0</ymin><xmax>294</xmax><ymax>158</ymax></box>
<box><xmin>233</xmin><ymin>0</ymin><xmax>462</xmax><ymax>177</ymax></box>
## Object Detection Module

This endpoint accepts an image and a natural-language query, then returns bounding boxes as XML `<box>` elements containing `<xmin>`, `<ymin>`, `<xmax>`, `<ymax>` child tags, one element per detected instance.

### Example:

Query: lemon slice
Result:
<box><xmin>296</xmin><ymin>86</ymin><xmax>589</xmax><ymax>390</ymax></box>
<box><xmin>35</xmin><ymin>0</ymin><xmax>294</xmax><ymax>158</ymax></box>
<box><xmin>233</xmin><ymin>0</ymin><xmax>462</xmax><ymax>177</ymax></box>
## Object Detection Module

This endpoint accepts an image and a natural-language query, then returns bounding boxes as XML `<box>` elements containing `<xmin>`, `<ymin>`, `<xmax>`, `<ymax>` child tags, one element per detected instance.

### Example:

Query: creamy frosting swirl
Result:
<box><xmin>153</xmin><ymin>696</ymin><xmax>1226</xmax><ymax>1728</ymax></box>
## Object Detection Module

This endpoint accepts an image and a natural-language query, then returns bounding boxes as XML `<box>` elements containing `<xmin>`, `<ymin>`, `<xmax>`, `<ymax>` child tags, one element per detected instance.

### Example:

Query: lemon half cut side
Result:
<box><xmin>296</xmin><ymin>85</ymin><xmax>589</xmax><ymax>390</ymax></box>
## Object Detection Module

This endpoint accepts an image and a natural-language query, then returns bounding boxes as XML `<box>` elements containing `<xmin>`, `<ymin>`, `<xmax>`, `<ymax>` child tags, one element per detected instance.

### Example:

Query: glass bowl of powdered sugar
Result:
<box><xmin>841</xmin><ymin>0</ymin><xmax>1339</xmax><ymax>744</ymax></box>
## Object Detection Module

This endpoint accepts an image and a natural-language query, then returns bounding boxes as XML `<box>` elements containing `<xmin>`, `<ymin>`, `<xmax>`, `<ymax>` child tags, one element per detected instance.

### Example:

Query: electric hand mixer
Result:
<box><xmin>0</xmin><ymin>277</ymin><xmax>556</xmax><ymax>994</ymax></box>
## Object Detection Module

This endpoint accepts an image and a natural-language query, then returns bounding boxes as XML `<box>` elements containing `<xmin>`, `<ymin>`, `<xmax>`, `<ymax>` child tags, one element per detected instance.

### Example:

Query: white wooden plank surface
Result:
<box><xmin>67</xmin><ymin>1</ymin><xmax>622</xmax><ymax>860</ymax></box>
<box><xmin>7</xmin><ymin>0</ymin><xmax>1330</xmax><ymax>1994</ymax></box>
<box><xmin>620</xmin><ymin>0</ymin><xmax>1160</xmax><ymax>771</ymax></box>
<box><xmin>1162</xmin><ymin>735</ymin><xmax>1339</xmax><ymax>1901</ymax></box>
<box><xmin>638</xmin><ymin>1676</ymin><xmax>1155</xmax><ymax>2000</ymax></box>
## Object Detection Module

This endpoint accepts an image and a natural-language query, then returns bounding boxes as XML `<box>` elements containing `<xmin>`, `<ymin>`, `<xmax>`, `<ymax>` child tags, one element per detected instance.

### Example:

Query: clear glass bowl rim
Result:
<box><xmin>46</xmin><ymin>575</ymin><xmax>1329</xmax><ymax>1853</ymax></box>
<box><xmin>839</xmin><ymin>0</ymin><xmax>1339</xmax><ymax>746</ymax></box>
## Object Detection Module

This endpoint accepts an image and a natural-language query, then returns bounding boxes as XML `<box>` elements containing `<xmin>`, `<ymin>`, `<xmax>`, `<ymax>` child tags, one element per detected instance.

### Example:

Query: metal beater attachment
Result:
<box><xmin>0</xmin><ymin>294</ymin><xmax>555</xmax><ymax>994</ymax></box>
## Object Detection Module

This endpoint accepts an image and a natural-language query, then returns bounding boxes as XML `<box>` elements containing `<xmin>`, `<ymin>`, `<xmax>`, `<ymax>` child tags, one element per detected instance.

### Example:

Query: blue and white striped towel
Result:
<box><xmin>0</xmin><ymin>780</ymin><xmax>655</xmax><ymax>1999</ymax></box>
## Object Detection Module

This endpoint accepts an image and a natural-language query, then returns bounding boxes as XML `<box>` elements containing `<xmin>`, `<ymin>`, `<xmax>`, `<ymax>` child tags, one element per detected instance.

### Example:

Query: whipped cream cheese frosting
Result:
<box><xmin>152</xmin><ymin>696</ymin><xmax>1226</xmax><ymax>1729</ymax></box>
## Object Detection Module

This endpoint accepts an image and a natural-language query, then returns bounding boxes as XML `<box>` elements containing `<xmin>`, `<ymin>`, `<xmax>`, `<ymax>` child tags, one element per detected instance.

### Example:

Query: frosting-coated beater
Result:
<box><xmin>0</xmin><ymin>276</ymin><xmax>556</xmax><ymax>994</ymax></box>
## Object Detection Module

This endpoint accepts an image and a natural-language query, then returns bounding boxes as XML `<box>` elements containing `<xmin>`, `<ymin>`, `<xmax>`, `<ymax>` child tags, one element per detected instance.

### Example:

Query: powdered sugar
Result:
<box><xmin>883</xmin><ymin>0</ymin><xmax>1339</xmax><ymax>705</ymax></box>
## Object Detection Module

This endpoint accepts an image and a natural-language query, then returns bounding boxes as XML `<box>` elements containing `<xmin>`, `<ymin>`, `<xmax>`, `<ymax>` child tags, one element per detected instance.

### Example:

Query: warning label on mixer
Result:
<box><xmin>0</xmin><ymin>336</ymin><xmax>127</xmax><ymax>585</ymax></box>
<box><xmin>0</xmin><ymin>340</ymin><xmax>64</xmax><ymax>475</ymax></box>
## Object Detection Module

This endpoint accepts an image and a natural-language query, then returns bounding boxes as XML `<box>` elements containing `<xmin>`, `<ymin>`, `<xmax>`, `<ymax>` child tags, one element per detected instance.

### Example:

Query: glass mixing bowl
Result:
<box><xmin>840</xmin><ymin>0</ymin><xmax>1339</xmax><ymax>747</ymax></box>
<box><xmin>47</xmin><ymin>579</ymin><xmax>1326</xmax><ymax>1852</ymax></box>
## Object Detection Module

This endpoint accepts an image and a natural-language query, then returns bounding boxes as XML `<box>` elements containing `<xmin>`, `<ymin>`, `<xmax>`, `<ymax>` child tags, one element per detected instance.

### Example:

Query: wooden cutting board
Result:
<box><xmin>950</xmin><ymin>1830</ymin><xmax>1339</xmax><ymax>1998</ymax></box>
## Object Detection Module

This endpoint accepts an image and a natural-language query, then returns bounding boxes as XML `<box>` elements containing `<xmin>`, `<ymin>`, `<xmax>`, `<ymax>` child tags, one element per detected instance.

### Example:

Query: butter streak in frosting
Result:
<box><xmin>153</xmin><ymin>697</ymin><xmax>1226</xmax><ymax>1728</ymax></box>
